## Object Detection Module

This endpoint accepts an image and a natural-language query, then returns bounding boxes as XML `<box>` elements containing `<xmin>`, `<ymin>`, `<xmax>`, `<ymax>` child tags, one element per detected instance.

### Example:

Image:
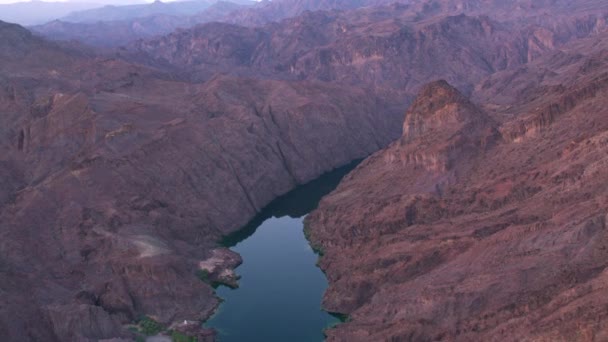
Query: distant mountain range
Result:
<box><xmin>0</xmin><ymin>0</ymin><xmax>146</xmax><ymax>25</ymax></box>
<box><xmin>32</xmin><ymin>0</ymin><xmax>405</xmax><ymax>47</ymax></box>
<box><xmin>59</xmin><ymin>0</ymin><xmax>253</xmax><ymax>23</ymax></box>
<box><xmin>32</xmin><ymin>1</ymin><xmax>256</xmax><ymax>47</ymax></box>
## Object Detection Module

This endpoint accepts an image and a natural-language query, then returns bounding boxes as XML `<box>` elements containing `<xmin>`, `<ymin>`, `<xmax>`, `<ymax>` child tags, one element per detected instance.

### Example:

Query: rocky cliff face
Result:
<box><xmin>306</xmin><ymin>33</ymin><xmax>608</xmax><ymax>341</ymax></box>
<box><xmin>0</xmin><ymin>20</ymin><xmax>403</xmax><ymax>341</ymax></box>
<box><xmin>32</xmin><ymin>0</ymin><xmax>608</xmax><ymax>52</ymax></box>
<box><xmin>125</xmin><ymin>2</ymin><xmax>607</xmax><ymax>98</ymax></box>
<box><xmin>32</xmin><ymin>0</ymin><xmax>402</xmax><ymax>48</ymax></box>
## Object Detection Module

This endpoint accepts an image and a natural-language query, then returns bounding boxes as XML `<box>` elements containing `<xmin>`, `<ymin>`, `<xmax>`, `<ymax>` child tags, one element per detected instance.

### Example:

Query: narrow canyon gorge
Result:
<box><xmin>0</xmin><ymin>0</ymin><xmax>607</xmax><ymax>341</ymax></box>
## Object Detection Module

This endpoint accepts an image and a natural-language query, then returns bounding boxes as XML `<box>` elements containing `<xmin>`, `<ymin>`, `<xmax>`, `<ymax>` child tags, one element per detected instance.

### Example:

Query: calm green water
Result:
<box><xmin>205</xmin><ymin>162</ymin><xmax>358</xmax><ymax>342</ymax></box>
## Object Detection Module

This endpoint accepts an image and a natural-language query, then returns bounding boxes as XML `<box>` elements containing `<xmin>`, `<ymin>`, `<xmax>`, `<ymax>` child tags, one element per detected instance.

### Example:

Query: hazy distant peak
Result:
<box><xmin>59</xmin><ymin>0</ymin><xmax>219</xmax><ymax>23</ymax></box>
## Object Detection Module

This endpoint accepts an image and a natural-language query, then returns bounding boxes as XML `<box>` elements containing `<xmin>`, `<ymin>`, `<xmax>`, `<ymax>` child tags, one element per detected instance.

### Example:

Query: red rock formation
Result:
<box><xmin>125</xmin><ymin>1</ymin><xmax>607</xmax><ymax>99</ymax></box>
<box><xmin>306</xmin><ymin>34</ymin><xmax>608</xmax><ymax>341</ymax></box>
<box><xmin>0</xmin><ymin>20</ymin><xmax>403</xmax><ymax>341</ymax></box>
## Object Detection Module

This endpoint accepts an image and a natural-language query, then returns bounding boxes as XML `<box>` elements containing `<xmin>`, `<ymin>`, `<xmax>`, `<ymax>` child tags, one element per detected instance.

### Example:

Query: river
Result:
<box><xmin>205</xmin><ymin>161</ymin><xmax>358</xmax><ymax>341</ymax></box>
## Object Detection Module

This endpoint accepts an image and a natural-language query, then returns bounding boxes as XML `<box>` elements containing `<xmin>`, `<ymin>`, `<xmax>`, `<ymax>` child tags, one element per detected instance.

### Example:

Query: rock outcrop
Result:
<box><xmin>306</xmin><ymin>33</ymin><xmax>608</xmax><ymax>341</ymax></box>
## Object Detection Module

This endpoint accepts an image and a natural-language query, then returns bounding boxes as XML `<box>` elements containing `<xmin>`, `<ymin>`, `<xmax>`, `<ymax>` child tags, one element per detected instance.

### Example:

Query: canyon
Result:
<box><xmin>0</xmin><ymin>0</ymin><xmax>607</xmax><ymax>341</ymax></box>
<box><xmin>0</xmin><ymin>20</ymin><xmax>402</xmax><ymax>340</ymax></box>
<box><xmin>306</xmin><ymin>32</ymin><xmax>608</xmax><ymax>341</ymax></box>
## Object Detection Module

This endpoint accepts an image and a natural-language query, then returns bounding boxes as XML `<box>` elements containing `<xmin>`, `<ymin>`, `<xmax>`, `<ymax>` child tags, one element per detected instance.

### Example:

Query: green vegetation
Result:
<box><xmin>128</xmin><ymin>318</ymin><xmax>200</xmax><ymax>341</ymax></box>
<box><xmin>138</xmin><ymin>316</ymin><xmax>164</xmax><ymax>336</ymax></box>
<box><xmin>171</xmin><ymin>330</ymin><xmax>198</xmax><ymax>342</ymax></box>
